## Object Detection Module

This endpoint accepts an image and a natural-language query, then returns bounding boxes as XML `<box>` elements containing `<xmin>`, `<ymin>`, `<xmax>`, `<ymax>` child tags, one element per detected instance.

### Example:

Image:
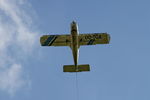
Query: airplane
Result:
<box><xmin>40</xmin><ymin>21</ymin><xmax>110</xmax><ymax>72</ymax></box>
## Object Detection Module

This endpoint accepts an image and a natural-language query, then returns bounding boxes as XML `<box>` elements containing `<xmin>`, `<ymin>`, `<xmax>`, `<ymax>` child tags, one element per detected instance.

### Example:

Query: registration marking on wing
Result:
<box><xmin>84</xmin><ymin>34</ymin><xmax>102</xmax><ymax>40</ymax></box>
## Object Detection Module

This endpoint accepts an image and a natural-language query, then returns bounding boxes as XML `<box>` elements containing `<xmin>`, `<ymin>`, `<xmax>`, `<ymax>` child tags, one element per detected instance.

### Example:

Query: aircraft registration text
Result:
<box><xmin>84</xmin><ymin>34</ymin><xmax>101</xmax><ymax>40</ymax></box>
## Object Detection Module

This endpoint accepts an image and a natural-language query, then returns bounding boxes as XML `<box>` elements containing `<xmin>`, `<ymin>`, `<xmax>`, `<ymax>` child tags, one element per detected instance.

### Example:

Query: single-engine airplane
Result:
<box><xmin>40</xmin><ymin>21</ymin><xmax>110</xmax><ymax>72</ymax></box>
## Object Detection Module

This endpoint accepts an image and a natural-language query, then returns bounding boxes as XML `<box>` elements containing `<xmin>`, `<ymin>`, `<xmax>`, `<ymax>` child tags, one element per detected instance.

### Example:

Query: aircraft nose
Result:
<box><xmin>72</xmin><ymin>21</ymin><xmax>76</xmax><ymax>24</ymax></box>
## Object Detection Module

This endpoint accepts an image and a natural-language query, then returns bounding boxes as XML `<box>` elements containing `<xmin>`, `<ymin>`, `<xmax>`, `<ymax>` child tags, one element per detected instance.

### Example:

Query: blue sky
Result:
<box><xmin>0</xmin><ymin>0</ymin><xmax>150</xmax><ymax>100</ymax></box>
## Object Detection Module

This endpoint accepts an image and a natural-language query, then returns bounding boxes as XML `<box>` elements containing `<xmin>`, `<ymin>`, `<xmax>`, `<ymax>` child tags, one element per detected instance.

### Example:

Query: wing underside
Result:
<box><xmin>40</xmin><ymin>33</ymin><xmax>110</xmax><ymax>46</ymax></box>
<box><xmin>40</xmin><ymin>34</ymin><xmax>71</xmax><ymax>46</ymax></box>
<box><xmin>79</xmin><ymin>33</ymin><xmax>110</xmax><ymax>46</ymax></box>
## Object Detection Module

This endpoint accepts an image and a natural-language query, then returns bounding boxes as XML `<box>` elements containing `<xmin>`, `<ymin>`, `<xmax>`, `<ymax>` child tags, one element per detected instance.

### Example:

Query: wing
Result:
<box><xmin>40</xmin><ymin>34</ymin><xmax>71</xmax><ymax>46</ymax></box>
<box><xmin>79</xmin><ymin>33</ymin><xmax>110</xmax><ymax>46</ymax></box>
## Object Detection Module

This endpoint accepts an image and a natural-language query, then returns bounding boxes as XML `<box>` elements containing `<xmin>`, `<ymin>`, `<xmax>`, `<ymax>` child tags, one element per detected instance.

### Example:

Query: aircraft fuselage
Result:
<box><xmin>71</xmin><ymin>21</ymin><xmax>79</xmax><ymax>68</ymax></box>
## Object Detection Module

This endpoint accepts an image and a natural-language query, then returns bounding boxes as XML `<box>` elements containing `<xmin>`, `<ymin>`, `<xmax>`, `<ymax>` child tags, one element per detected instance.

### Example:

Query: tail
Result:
<box><xmin>63</xmin><ymin>64</ymin><xmax>90</xmax><ymax>72</ymax></box>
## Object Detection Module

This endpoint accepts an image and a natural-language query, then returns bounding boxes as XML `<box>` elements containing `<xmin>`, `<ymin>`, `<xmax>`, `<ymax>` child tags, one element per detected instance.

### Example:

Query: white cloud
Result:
<box><xmin>0</xmin><ymin>0</ymin><xmax>39</xmax><ymax>95</ymax></box>
<box><xmin>0</xmin><ymin>64</ymin><xmax>30</xmax><ymax>95</ymax></box>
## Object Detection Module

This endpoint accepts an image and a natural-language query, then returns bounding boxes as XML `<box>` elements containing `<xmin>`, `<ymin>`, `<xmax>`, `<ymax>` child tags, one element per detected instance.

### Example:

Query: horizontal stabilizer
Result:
<box><xmin>63</xmin><ymin>64</ymin><xmax>90</xmax><ymax>72</ymax></box>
